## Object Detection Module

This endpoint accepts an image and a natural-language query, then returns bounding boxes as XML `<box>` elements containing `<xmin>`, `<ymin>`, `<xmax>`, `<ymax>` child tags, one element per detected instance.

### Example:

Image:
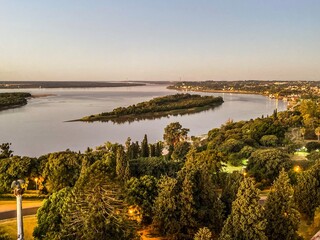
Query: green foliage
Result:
<box><xmin>171</xmin><ymin>141</ymin><xmax>191</xmax><ymax>162</ymax></box>
<box><xmin>260</xmin><ymin>135</ymin><xmax>279</xmax><ymax>147</ymax></box>
<box><xmin>84</xmin><ymin>93</ymin><xmax>223</xmax><ymax>122</ymax></box>
<box><xmin>220</xmin><ymin>172</ymin><xmax>243</xmax><ymax>218</ymax></box>
<box><xmin>179</xmin><ymin>168</ymin><xmax>224</xmax><ymax>237</ymax></box>
<box><xmin>60</xmin><ymin>159</ymin><xmax>138</xmax><ymax>240</ymax></box>
<box><xmin>129</xmin><ymin>156</ymin><xmax>182</xmax><ymax>178</ymax></box>
<box><xmin>247</xmin><ymin>148</ymin><xmax>292</xmax><ymax>185</ymax></box>
<box><xmin>33</xmin><ymin>188</ymin><xmax>70</xmax><ymax>240</ymax></box>
<box><xmin>163</xmin><ymin>122</ymin><xmax>189</xmax><ymax>152</ymax></box>
<box><xmin>0</xmin><ymin>156</ymin><xmax>38</xmax><ymax>193</ymax></box>
<box><xmin>42</xmin><ymin>151</ymin><xmax>82</xmax><ymax>193</ymax></box>
<box><xmin>125</xmin><ymin>175</ymin><xmax>158</xmax><ymax>223</ymax></box>
<box><xmin>239</xmin><ymin>145</ymin><xmax>255</xmax><ymax>158</ymax></box>
<box><xmin>219</xmin><ymin>138</ymin><xmax>244</xmax><ymax>154</ymax></box>
<box><xmin>116</xmin><ymin>145</ymin><xmax>130</xmax><ymax>181</ymax></box>
<box><xmin>265</xmin><ymin>170</ymin><xmax>301</xmax><ymax>240</ymax></box>
<box><xmin>141</xmin><ymin>134</ymin><xmax>149</xmax><ymax>157</ymax></box>
<box><xmin>177</xmin><ymin>149</ymin><xmax>225</xmax><ymax>237</ymax></box>
<box><xmin>306</xmin><ymin>141</ymin><xmax>320</xmax><ymax>152</ymax></box>
<box><xmin>153</xmin><ymin>176</ymin><xmax>181</xmax><ymax>237</ymax></box>
<box><xmin>0</xmin><ymin>230</ymin><xmax>10</xmax><ymax>240</ymax></box>
<box><xmin>0</xmin><ymin>143</ymin><xmax>13</xmax><ymax>159</ymax></box>
<box><xmin>194</xmin><ymin>227</ymin><xmax>213</xmax><ymax>240</ymax></box>
<box><xmin>0</xmin><ymin>92</ymin><xmax>31</xmax><ymax>110</ymax></box>
<box><xmin>294</xmin><ymin>164</ymin><xmax>320</xmax><ymax>223</ymax></box>
<box><xmin>219</xmin><ymin>177</ymin><xmax>267</xmax><ymax>240</ymax></box>
<box><xmin>307</xmin><ymin>151</ymin><xmax>320</xmax><ymax>161</ymax></box>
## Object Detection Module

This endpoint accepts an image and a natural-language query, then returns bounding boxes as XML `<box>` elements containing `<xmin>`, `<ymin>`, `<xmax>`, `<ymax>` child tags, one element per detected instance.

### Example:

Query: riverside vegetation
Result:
<box><xmin>77</xmin><ymin>93</ymin><xmax>224</xmax><ymax>123</ymax></box>
<box><xmin>2</xmin><ymin>83</ymin><xmax>320</xmax><ymax>239</ymax></box>
<box><xmin>0</xmin><ymin>92</ymin><xmax>31</xmax><ymax>111</ymax></box>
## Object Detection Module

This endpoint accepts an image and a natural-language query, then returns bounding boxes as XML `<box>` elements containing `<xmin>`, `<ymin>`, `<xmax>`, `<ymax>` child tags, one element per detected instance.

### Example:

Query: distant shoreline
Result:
<box><xmin>0</xmin><ymin>81</ymin><xmax>148</xmax><ymax>89</ymax></box>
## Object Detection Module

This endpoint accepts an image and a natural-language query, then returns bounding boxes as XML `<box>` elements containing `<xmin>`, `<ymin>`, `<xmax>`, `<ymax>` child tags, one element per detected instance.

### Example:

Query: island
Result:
<box><xmin>75</xmin><ymin>93</ymin><xmax>224</xmax><ymax>123</ymax></box>
<box><xmin>0</xmin><ymin>92</ymin><xmax>32</xmax><ymax>111</ymax></box>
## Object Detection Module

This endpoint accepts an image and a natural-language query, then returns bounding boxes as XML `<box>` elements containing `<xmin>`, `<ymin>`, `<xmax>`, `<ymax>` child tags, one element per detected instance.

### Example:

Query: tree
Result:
<box><xmin>33</xmin><ymin>188</ymin><xmax>71</xmax><ymax>239</ymax></box>
<box><xmin>219</xmin><ymin>139</ymin><xmax>244</xmax><ymax>154</ymax></box>
<box><xmin>0</xmin><ymin>143</ymin><xmax>13</xmax><ymax>159</ymax></box>
<box><xmin>260</xmin><ymin>135</ymin><xmax>279</xmax><ymax>147</ymax></box>
<box><xmin>171</xmin><ymin>141</ymin><xmax>191</xmax><ymax>162</ymax></box>
<box><xmin>219</xmin><ymin>177</ymin><xmax>267</xmax><ymax>240</ymax></box>
<box><xmin>247</xmin><ymin>148</ymin><xmax>292</xmax><ymax>185</ymax></box>
<box><xmin>125</xmin><ymin>175</ymin><xmax>158</xmax><ymax>223</ymax></box>
<box><xmin>194</xmin><ymin>227</ymin><xmax>213</xmax><ymax>240</ymax></box>
<box><xmin>264</xmin><ymin>170</ymin><xmax>301</xmax><ymax>240</ymax></box>
<box><xmin>60</xmin><ymin>159</ymin><xmax>138</xmax><ymax>240</ymax></box>
<box><xmin>163</xmin><ymin>122</ymin><xmax>189</xmax><ymax>157</ymax></box>
<box><xmin>306</xmin><ymin>141</ymin><xmax>320</xmax><ymax>152</ymax></box>
<box><xmin>42</xmin><ymin>152</ymin><xmax>82</xmax><ymax>193</ymax></box>
<box><xmin>153</xmin><ymin>176</ymin><xmax>181</xmax><ymax>237</ymax></box>
<box><xmin>141</xmin><ymin>134</ymin><xmax>149</xmax><ymax>157</ymax></box>
<box><xmin>155</xmin><ymin>141</ymin><xmax>163</xmax><ymax>157</ymax></box>
<box><xmin>220</xmin><ymin>171</ymin><xmax>243</xmax><ymax>218</ymax></box>
<box><xmin>294</xmin><ymin>168</ymin><xmax>320</xmax><ymax>223</ymax></box>
<box><xmin>178</xmin><ymin>149</ymin><xmax>225</xmax><ymax>237</ymax></box>
<box><xmin>149</xmin><ymin>144</ymin><xmax>156</xmax><ymax>157</ymax></box>
<box><xmin>0</xmin><ymin>156</ymin><xmax>38</xmax><ymax>193</ymax></box>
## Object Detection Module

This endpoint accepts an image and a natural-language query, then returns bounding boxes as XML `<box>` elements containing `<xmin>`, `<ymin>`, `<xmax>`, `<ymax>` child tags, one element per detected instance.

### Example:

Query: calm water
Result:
<box><xmin>0</xmin><ymin>84</ymin><xmax>287</xmax><ymax>157</ymax></box>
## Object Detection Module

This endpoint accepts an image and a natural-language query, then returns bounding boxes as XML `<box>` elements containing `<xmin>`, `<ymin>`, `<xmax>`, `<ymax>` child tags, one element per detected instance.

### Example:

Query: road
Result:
<box><xmin>0</xmin><ymin>200</ymin><xmax>42</xmax><ymax>220</ymax></box>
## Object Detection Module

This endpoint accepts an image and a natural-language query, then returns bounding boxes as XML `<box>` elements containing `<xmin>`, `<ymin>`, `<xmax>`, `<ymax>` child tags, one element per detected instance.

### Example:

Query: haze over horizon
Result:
<box><xmin>1</xmin><ymin>1</ymin><xmax>319</xmax><ymax>82</ymax></box>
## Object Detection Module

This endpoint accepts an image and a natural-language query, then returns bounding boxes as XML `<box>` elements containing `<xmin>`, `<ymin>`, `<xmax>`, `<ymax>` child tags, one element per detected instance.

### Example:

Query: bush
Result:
<box><xmin>306</xmin><ymin>142</ymin><xmax>320</xmax><ymax>152</ymax></box>
<box><xmin>307</xmin><ymin>151</ymin><xmax>320</xmax><ymax>161</ymax></box>
<box><xmin>260</xmin><ymin>135</ymin><xmax>278</xmax><ymax>147</ymax></box>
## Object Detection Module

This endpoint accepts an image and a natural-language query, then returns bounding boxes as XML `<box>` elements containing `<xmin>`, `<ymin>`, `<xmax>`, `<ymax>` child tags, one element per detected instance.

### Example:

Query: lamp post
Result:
<box><xmin>11</xmin><ymin>179</ymin><xmax>25</xmax><ymax>240</ymax></box>
<box><xmin>35</xmin><ymin>178</ymin><xmax>38</xmax><ymax>191</ymax></box>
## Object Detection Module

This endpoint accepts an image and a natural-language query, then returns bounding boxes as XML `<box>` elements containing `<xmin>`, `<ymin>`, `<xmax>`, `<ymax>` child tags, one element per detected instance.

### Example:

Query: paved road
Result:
<box><xmin>0</xmin><ymin>207</ymin><xmax>39</xmax><ymax>220</ymax></box>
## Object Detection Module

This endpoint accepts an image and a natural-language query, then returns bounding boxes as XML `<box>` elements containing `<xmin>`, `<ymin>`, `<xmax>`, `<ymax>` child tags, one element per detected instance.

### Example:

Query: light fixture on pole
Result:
<box><xmin>11</xmin><ymin>179</ymin><xmax>25</xmax><ymax>240</ymax></box>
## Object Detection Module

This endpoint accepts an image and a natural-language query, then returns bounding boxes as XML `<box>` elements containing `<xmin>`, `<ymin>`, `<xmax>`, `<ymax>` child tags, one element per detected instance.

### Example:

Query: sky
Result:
<box><xmin>0</xmin><ymin>0</ymin><xmax>319</xmax><ymax>81</ymax></box>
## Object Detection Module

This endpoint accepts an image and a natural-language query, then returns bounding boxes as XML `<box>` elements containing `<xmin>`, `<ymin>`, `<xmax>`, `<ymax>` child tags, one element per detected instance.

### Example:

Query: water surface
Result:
<box><xmin>0</xmin><ymin>85</ymin><xmax>287</xmax><ymax>157</ymax></box>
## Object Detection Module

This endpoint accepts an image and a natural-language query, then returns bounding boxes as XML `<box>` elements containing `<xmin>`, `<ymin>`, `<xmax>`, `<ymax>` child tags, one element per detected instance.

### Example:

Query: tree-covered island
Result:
<box><xmin>76</xmin><ymin>93</ymin><xmax>224</xmax><ymax>123</ymax></box>
<box><xmin>0</xmin><ymin>92</ymin><xmax>32</xmax><ymax>111</ymax></box>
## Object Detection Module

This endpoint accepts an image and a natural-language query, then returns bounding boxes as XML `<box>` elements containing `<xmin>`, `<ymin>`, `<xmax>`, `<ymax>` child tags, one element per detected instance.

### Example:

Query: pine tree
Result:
<box><xmin>149</xmin><ymin>144</ymin><xmax>156</xmax><ymax>157</ymax></box>
<box><xmin>265</xmin><ymin>169</ymin><xmax>301</xmax><ymax>240</ymax></box>
<box><xmin>220</xmin><ymin>171</ymin><xmax>243</xmax><ymax>219</ymax></box>
<box><xmin>179</xmin><ymin>149</ymin><xmax>225</xmax><ymax>237</ymax></box>
<box><xmin>219</xmin><ymin>177</ymin><xmax>267</xmax><ymax>240</ymax></box>
<box><xmin>294</xmin><ymin>169</ymin><xmax>320</xmax><ymax>223</ymax></box>
<box><xmin>155</xmin><ymin>141</ymin><xmax>163</xmax><ymax>157</ymax></box>
<box><xmin>116</xmin><ymin>145</ymin><xmax>127</xmax><ymax>181</ymax></box>
<box><xmin>153</xmin><ymin>176</ymin><xmax>181</xmax><ymax>237</ymax></box>
<box><xmin>141</xmin><ymin>134</ymin><xmax>149</xmax><ymax>157</ymax></box>
<box><xmin>194</xmin><ymin>227</ymin><xmax>213</xmax><ymax>240</ymax></box>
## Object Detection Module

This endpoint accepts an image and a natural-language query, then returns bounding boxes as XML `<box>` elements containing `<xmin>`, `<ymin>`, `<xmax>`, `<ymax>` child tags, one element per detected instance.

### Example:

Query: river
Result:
<box><xmin>0</xmin><ymin>84</ymin><xmax>287</xmax><ymax>157</ymax></box>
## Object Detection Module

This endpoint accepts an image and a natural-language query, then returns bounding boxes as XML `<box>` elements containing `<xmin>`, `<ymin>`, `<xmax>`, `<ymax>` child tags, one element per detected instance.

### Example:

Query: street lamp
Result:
<box><xmin>11</xmin><ymin>179</ymin><xmax>25</xmax><ymax>240</ymax></box>
<box><xmin>294</xmin><ymin>165</ymin><xmax>301</xmax><ymax>173</ymax></box>
<box><xmin>34</xmin><ymin>177</ymin><xmax>38</xmax><ymax>191</ymax></box>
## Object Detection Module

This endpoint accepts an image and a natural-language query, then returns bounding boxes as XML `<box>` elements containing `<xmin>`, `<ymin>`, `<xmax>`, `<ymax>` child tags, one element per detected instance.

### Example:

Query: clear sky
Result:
<box><xmin>0</xmin><ymin>0</ymin><xmax>319</xmax><ymax>81</ymax></box>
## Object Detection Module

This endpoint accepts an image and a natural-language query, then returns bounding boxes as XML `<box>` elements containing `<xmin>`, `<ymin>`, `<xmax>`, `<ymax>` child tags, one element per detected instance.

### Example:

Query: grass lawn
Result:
<box><xmin>223</xmin><ymin>163</ymin><xmax>244</xmax><ymax>173</ymax></box>
<box><xmin>0</xmin><ymin>215</ymin><xmax>37</xmax><ymax>240</ymax></box>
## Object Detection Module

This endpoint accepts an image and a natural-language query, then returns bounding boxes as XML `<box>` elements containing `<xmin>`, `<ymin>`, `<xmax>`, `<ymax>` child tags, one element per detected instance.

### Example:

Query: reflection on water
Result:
<box><xmin>0</xmin><ymin>85</ymin><xmax>287</xmax><ymax>157</ymax></box>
